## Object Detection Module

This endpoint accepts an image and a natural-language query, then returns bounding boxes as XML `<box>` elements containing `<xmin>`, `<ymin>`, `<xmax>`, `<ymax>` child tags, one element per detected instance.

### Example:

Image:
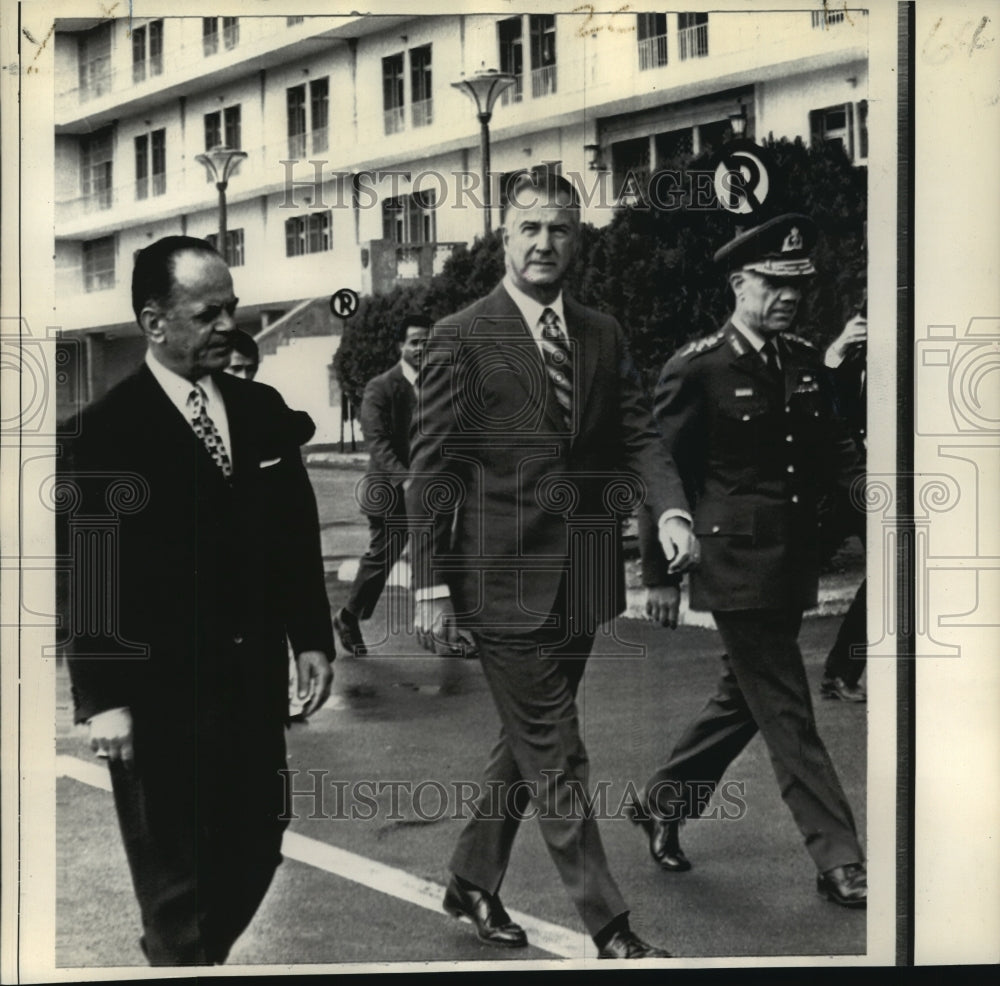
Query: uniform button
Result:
<box><xmin>711</xmin><ymin>524</ymin><xmax>721</xmax><ymax>533</ymax></box>
<box><xmin>787</xmin><ymin>464</ymin><xmax>795</xmax><ymax>473</ymax></box>
<box><xmin>785</xmin><ymin>405</ymin><xmax>791</xmax><ymax>413</ymax></box>
<box><xmin>786</xmin><ymin>434</ymin><xmax>794</xmax><ymax>442</ymax></box>
<box><xmin>791</xmin><ymin>494</ymin><xmax>800</xmax><ymax>504</ymax></box>
<box><xmin>233</xmin><ymin>633</ymin><xmax>244</xmax><ymax>645</ymax></box>
<box><xmin>741</xmin><ymin>414</ymin><xmax>751</xmax><ymax>421</ymax></box>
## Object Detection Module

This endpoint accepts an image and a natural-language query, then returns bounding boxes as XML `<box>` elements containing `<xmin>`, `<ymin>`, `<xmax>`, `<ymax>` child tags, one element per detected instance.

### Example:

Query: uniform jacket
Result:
<box><xmin>406</xmin><ymin>282</ymin><xmax>688</xmax><ymax>632</ymax></box>
<box><xmin>357</xmin><ymin>362</ymin><xmax>415</xmax><ymax>516</ymax></box>
<box><xmin>643</xmin><ymin>322</ymin><xmax>862</xmax><ymax>612</ymax></box>
<box><xmin>59</xmin><ymin>365</ymin><xmax>335</xmax><ymax>731</ymax></box>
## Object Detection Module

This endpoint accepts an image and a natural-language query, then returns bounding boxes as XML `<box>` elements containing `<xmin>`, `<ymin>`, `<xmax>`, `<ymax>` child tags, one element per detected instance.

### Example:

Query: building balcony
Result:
<box><xmin>383</xmin><ymin>106</ymin><xmax>406</xmax><ymax>136</ymax></box>
<box><xmin>637</xmin><ymin>35</ymin><xmax>669</xmax><ymax>71</ymax></box>
<box><xmin>411</xmin><ymin>98</ymin><xmax>433</xmax><ymax>129</ymax></box>
<box><xmin>362</xmin><ymin>239</ymin><xmax>464</xmax><ymax>295</ymax></box>
<box><xmin>530</xmin><ymin>64</ymin><xmax>557</xmax><ymax>98</ymax></box>
<box><xmin>678</xmin><ymin>22</ymin><xmax>709</xmax><ymax>61</ymax></box>
<box><xmin>499</xmin><ymin>74</ymin><xmax>523</xmax><ymax>106</ymax></box>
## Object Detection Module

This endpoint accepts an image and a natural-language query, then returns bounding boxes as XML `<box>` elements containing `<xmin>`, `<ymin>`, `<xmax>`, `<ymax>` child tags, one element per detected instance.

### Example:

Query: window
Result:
<box><xmin>132</xmin><ymin>20</ymin><xmax>163</xmax><ymax>83</ymax></box>
<box><xmin>529</xmin><ymin>15</ymin><xmax>557</xmax><ymax>98</ymax></box>
<box><xmin>287</xmin><ymin>16</ymin><xmax>304</xmax><ymax>26</ymax></box>
<box><xmin>637</xmin><ymin>14</ymin><xmax>668</xmax><ymax>70</ymax></box>
<box><xmin>204</xmin><ymin>105</ymin><xmax>242</xmax><ymax>151</ymax></box>
<box><xmin>382</xmin><ymin>54</ymin><xmax>405</xmax><ymax>135</ymax></box>
<box><xmin>498</xmin><ymin>18</ymin><xmax>524</xmax><ymax>105</ymax></box>
<box><xmin>78</xmin><ymin>23</ymin><xmax>112</xmax><ymax>100</ymax></box>
<box><xmin>223</xmin><ymin>17</ymin><xmax>240</xmax><ymax>50</ymax></box>
<box><xmin>83</xmin><ymin>237</ymin><xmax>115</xmax><ymax>292</ymax></box>
<box><xmin>810</xmin><ymin>101</ymin><xmax>868</xmax><ymax>163</ymax></box>
<box><xmin>81</xmin><ymin>130</ymin><xmax>113</xmax><ymax>209</ymax></box>
<box><xmin>677</xmin><ymin>12</ymin><xmax>709</xmax><ymax>60</ymax></box>
<box><xmin>611</xmin><ymin>137</ymin><xmax>651</xmax><ymax>205</ymax></box>
<box><xmin>206</xmin><ymin>229</ymin><xmax>245</xmax><ymax>267</ymax></box>
<box><xmin>286</xmin><ymin>80</ymin><xmax>327</xmax><ymax>157</ymax></box>
<box><xmin>135</xmin><ymin>128</ymin><xmax>166</xmax><ymax>198</ymax></box>
<box><xmin>310</xmin><ymin>78</ymin><xmax>329</xmax><ymax>152</ymax></box>
<box><xmin>203</xmin><ymin>18</ymin><xmax>219</xmax><ymax>56</ymax></box>
<box><xmin>287</xmin><ymin>85</ymin><xmax>307</xmax><ymax>158</ymax></box>
<box><xmin>410</xmin><ymin>45</ymin><xmax>432</xmax><ymax>127</ymax></box>
<box><xmin>285</xmin><ymin>212</ymin><xmax>333</xmax><ymax>256</ymax></box>
<box><xmin>382</xmin><ymin>190</ymin><xmax>437</xmax><ymax>245</ymax></box>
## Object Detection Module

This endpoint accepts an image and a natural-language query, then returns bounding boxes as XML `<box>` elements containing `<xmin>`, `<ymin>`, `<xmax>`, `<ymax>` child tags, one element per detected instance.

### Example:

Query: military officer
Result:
<box><xmin>634</xmin><ymin>214</ymin><xmax>868</xmax><ymax>908</ymax></box>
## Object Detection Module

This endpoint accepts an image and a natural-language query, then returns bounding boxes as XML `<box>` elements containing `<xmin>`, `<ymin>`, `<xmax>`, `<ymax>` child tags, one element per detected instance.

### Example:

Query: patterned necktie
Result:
<box><xmin>539</xmin><ymin>307</ymin><xmax>573</xmax><ymax>430</ymax></box>
<box><xmin>187</xmin><ymin>384</ymin><xmax>233</xmax><ymax>478</ymax></box>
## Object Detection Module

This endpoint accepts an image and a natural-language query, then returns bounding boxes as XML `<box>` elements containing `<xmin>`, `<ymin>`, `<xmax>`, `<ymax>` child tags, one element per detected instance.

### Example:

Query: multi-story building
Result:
<box><xmin>54</xmin><ymin>9</ymin><xmax>868</xmax><ymax>441</ymax></box>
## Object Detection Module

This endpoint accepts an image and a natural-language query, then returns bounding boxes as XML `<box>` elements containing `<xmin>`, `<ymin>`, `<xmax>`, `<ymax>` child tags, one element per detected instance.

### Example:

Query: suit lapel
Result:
<box><xmin>479</xmin><ymin>285</ymin><xmax>564</xmax><ymax>434</ymax></box>
<box><xmin>725</xmin><ymin>323</ymin><xmax>781</xmax><ymax>392</ymax></box>
<box><xmin>562</xmin><ymin>296</ymin><xmax>598</xmax><ymax>443</ymax></box>
<box><xmin>215</xmin><ymin>372</ymin><xmax>255</xmax><ymax>482</ymax></box>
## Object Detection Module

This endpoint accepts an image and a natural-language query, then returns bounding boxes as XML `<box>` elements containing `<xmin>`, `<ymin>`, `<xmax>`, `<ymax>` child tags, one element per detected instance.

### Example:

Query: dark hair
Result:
<box><xmin>396</xmin><ymin>312</ymin><xmax>433</xmax><ymax>344</ymax></box>
<box><xmin>229</xmin><ymin>328</ymin><xmax>259</xmax><ymax>363</ymax></box>
<box><xmin>502</xmin><ymin>170</ymin><xmax>580</xmax><ymax>223</ymax></box>
<box><xmin>131</xmin><ymin>235</ymin><xmax>222</xmax><ymax>324</ymax></box>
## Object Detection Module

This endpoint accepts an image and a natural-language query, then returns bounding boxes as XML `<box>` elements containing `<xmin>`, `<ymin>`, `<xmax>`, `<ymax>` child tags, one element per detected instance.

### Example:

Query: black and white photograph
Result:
<box><xmin>1</xmin><ymin>0</ymin><xmax>998</xmax><ymax>979</ymax></box>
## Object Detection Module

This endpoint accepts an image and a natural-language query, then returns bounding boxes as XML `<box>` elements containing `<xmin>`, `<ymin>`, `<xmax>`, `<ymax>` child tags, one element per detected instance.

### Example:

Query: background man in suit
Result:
<box><xmin>60</xmin><ymin>236</ymin><xmax>334</xmax><ymax>965</ymax></box>
<box><xmin>819</xmin><ymin>313</ymin><xmax>868</xmax><ymax>703</ymax></box>
<box><xmin>225</xmin><ymin>328</ymin><xmax>260</xmax><ymax>380</ymax></box>
<box><xmin>407</xmin><ymin>172</ymin><xmax>696</xmax><ymax>959</ymax></box>
<box><xmin>334</xmin><ymin>314</ymin><xmax>431</xmax><ymax>656</ymax></box>
<box><xmin>637</xmin><ymin>215</ymin><xmax>867</xmax><ymax>909</ymax></box>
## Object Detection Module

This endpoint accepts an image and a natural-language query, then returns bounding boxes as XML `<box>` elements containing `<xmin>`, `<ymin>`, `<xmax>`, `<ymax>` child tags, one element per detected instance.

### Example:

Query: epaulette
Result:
<box><xmin>782</xmin><ymin>332</ymin><xmax>818</xmax><ymax>351</ymax></box>
<box><xmin>676</xmin><ymin>330</ymin><xmax>725</xmax><ymax>359</ymax></box>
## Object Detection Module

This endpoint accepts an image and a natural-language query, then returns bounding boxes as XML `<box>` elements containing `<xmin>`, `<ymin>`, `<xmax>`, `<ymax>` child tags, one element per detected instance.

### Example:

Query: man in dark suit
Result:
<box><xmin>407</xmin><ymin>172</ymin><xmax>696</xmax><ymax>959</ymax></box>
<box><xmin>334</xmin><ymin>314</ymin><xmax>431</xmax><ymax>656</ymax></box>
<box><xmin>59</xmin><ymin>236</ymin><xmax>334</xmax><ymax>965</ymax></box>
<box><xmin>635</xmin><ymin>215</ymin><xmax>868</xmax><ymax>908</ymax></box>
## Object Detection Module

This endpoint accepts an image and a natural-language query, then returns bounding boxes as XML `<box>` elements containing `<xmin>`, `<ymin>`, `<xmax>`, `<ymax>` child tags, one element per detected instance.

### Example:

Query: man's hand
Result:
<box><xmin>415</xmin><ymin>597</ymin><xmax>472</xmax><ymax>656</ymax></box>
<box><xmin>645</xmin><ymin>585</ymin><xmax>681</xmax><ymax>629</ymax></box>
<box><xmin>295</xmin><ymin>650</ymin><xmax>334</xmax><ymax>717</ymax></box>
<box><xmin>88</xmin><ymin>707</ymin><xmax>134</xmax><ymax>764</ymax></box>
<box><xmin>659</xmin><ymin>516</ymin><xmax>699</xmax><ymax>574</ymax></box>
<box><xmin>825</xmin><ymin>315</ymin><xmax>867</xmax><ymax>367</ymax></box>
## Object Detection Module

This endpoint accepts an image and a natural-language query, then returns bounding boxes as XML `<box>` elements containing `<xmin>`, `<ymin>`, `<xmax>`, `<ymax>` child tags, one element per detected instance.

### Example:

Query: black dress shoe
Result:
<box><xmin>443</xmin><ymin>876</ymin><xmax>527</xmax><ymax>948</ymax></box>
<box><xmin>817</xmin><ymin>862</ymin><xmax>867</xmax><ymax>908</ymax></box>
<box><xmin>334</xmin><ymin>609</ymin><xmax>367</xmax><ymax>657</ymax></box>
<box><xmin>626</xmin><ymin>796</ymin><xmax>692</xmax><ymax>872</ymax></box>
<box><xmin>820</xmin><ymin>677</ymin><xmax>866</xmax><ymax>702</ymax></box>
<box><xmin>597</xmin><ymin>929</ymin><xmax>672</xmax><ymax>959</ymax></box>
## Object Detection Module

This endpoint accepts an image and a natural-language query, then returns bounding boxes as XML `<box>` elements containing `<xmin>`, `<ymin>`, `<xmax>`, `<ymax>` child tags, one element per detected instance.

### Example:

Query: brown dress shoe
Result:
<box><xmin>817</xmin><ymin>862</ymin><xmax>867</xmax><ymax>908</ymax></box>
<box><xmin>820</xmin><ymin>676</ymin><xmax>866</xmax><ymax>702</ymax></box>
<box><xmin>443</xmin><ymin>876</ymin><xmax>527</xmax><ymax>947</ymax></box>
<box><xmin>597</xmin><ymin>929</ymin><xmax>672</xmax><ymax>959</ymax></box>
<box><xmin>334</xmin><ymin>609</ymin><xmax>368</xmax><ymax>657</ymax></box>
<box><xmin>626</xmin><ymin>796</ymin><xmax>692</xmax><ymax>871</ymax></box>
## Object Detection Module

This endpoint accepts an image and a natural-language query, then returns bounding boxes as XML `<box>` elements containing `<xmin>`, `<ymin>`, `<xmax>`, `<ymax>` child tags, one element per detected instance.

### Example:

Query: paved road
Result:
<box><xmin>56</xmin><ymin>579</ymin><xmax>868</xmax><ymax>970</ymax></box>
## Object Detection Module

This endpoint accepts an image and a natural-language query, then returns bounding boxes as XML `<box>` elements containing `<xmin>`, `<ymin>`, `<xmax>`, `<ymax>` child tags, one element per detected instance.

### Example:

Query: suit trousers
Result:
<box><xmin>645</xmin><ymin>608</ymin><xmax>863</xmax><ymax>873</ymax></box>
<box><xmin>108</xmin><ymin>717</ymin><xmax>289</xmax><ymax>965</ymax></box>
<box><xmin>823</xmin><ymin>579</ymin><xmax>867</xmax><ymax>686</ymax></box>
<box><xmin>449</xmin><ymin>623</ymin><xmax>628</xmax><ymax>938</ymax></box>
<box><xmin>346</xmin><ymin>499</ymin><xmax>409</xmax><ymax>620</ymax></box>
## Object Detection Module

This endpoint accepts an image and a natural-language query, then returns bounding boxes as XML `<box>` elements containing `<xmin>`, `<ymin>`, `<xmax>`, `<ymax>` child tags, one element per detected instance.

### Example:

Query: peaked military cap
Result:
<box><xmin>714</xmin><ymin>213</ymin><xmax>818</xmax><ymax>277</ymax></box>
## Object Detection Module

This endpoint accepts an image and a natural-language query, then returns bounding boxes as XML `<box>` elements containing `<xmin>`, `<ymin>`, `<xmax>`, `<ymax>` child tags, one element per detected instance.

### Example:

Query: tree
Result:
<box><xmin>334</xmin><ymin>137</ymin><xmax>866</xmax><ymax>402</ymax></box>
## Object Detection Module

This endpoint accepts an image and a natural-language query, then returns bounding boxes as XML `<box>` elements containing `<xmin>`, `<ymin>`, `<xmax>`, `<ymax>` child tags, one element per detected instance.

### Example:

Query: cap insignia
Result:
<box><xmin>782</xmin><ymin>227</ymin><xmax>803</xmax><ymax>252</ymax></box>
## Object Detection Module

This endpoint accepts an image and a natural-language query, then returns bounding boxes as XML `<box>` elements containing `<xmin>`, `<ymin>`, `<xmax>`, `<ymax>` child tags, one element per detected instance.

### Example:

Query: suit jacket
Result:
<box><xmin>59</xmin><ymin>365</ymin><xmax>334</xmax><ymax>734</ymax></box>
<box><xmin>406</xmin><ymin>283</ymin><xmax>688</xmax><ymax>633</ymax></box>
<box><xmin>642</xmin><ymin>322</ymin><xmax>862</xmax><ymax>612</ymax></box>
<box><xmin>357</xmin><ymin>362</ymin><xmax>415</xmax><ymax>516</ymax></box>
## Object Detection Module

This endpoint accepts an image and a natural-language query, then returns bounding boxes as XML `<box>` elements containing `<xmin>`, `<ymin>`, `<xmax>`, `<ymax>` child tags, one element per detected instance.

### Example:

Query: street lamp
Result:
<box><xmin>728</xmin><ymin>103</ymin><xmax>748</xmax><ymax>139</ymax></box>
<box><xmin>451</xmin><ymin>66</ymin><xmax>516</xmax><ymax>237</ymax></box>
<box><xmin>195</xmin><ymin>145</ymin><xmax>248</xmax><ymax>248</ymax></box>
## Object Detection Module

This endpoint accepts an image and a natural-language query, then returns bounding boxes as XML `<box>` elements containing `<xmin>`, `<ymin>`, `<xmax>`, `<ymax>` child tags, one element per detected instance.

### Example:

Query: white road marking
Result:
<box><xmin>56</xmin><ymin>755</ymin><xmax>595</xmax><ymax>960</ymax></box>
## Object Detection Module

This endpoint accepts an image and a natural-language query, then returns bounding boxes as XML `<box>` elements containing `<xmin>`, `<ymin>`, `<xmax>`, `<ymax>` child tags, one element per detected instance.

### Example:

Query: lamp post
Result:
<box><xmin>728</xmin><ymin>103</ymin><xmax>749</xmax><ymax>140</ymax></box>
<box><xmin>194</xmin><ymin>145</ymin><xmax>248</xmax><ymax>250</ymax></box>
<box><xmin>451</xmin><ymin>67</ymin><xmax>516</xmax><ymax>237</ymax></box>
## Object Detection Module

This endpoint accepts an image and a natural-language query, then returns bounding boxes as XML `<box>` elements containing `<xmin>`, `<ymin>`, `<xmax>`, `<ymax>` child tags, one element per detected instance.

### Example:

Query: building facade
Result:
<box><xmin>54</xmin><ymin>9</ymin><xmax>868</xmax><ymax>440</ymax></box>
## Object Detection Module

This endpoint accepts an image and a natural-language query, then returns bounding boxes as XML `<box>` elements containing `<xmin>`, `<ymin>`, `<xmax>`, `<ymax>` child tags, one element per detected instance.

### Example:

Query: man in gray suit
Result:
<box><xmin>407</xmin><ymin>172</ymin><xmax>696</xmax><ymax>959</ymax></box>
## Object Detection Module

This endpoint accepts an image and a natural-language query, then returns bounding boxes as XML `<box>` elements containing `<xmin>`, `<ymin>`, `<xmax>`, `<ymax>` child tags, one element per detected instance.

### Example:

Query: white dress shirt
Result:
<box><xmin>145</xmin><ymin>350</ymin><xmax>233</xmax><ymax>464</ymax></box>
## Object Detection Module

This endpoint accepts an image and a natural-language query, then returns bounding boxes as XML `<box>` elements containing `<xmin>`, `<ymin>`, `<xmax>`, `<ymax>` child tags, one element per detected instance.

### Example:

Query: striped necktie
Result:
<box><xmin>187</xmin><ymin>384</ymin><xmax>233</xmax><ymax>478</ymax></box>
<box><xmin>539</xmin><ymin>307</ymin><xmax>573</xmax><ymax>430</ymax></box>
